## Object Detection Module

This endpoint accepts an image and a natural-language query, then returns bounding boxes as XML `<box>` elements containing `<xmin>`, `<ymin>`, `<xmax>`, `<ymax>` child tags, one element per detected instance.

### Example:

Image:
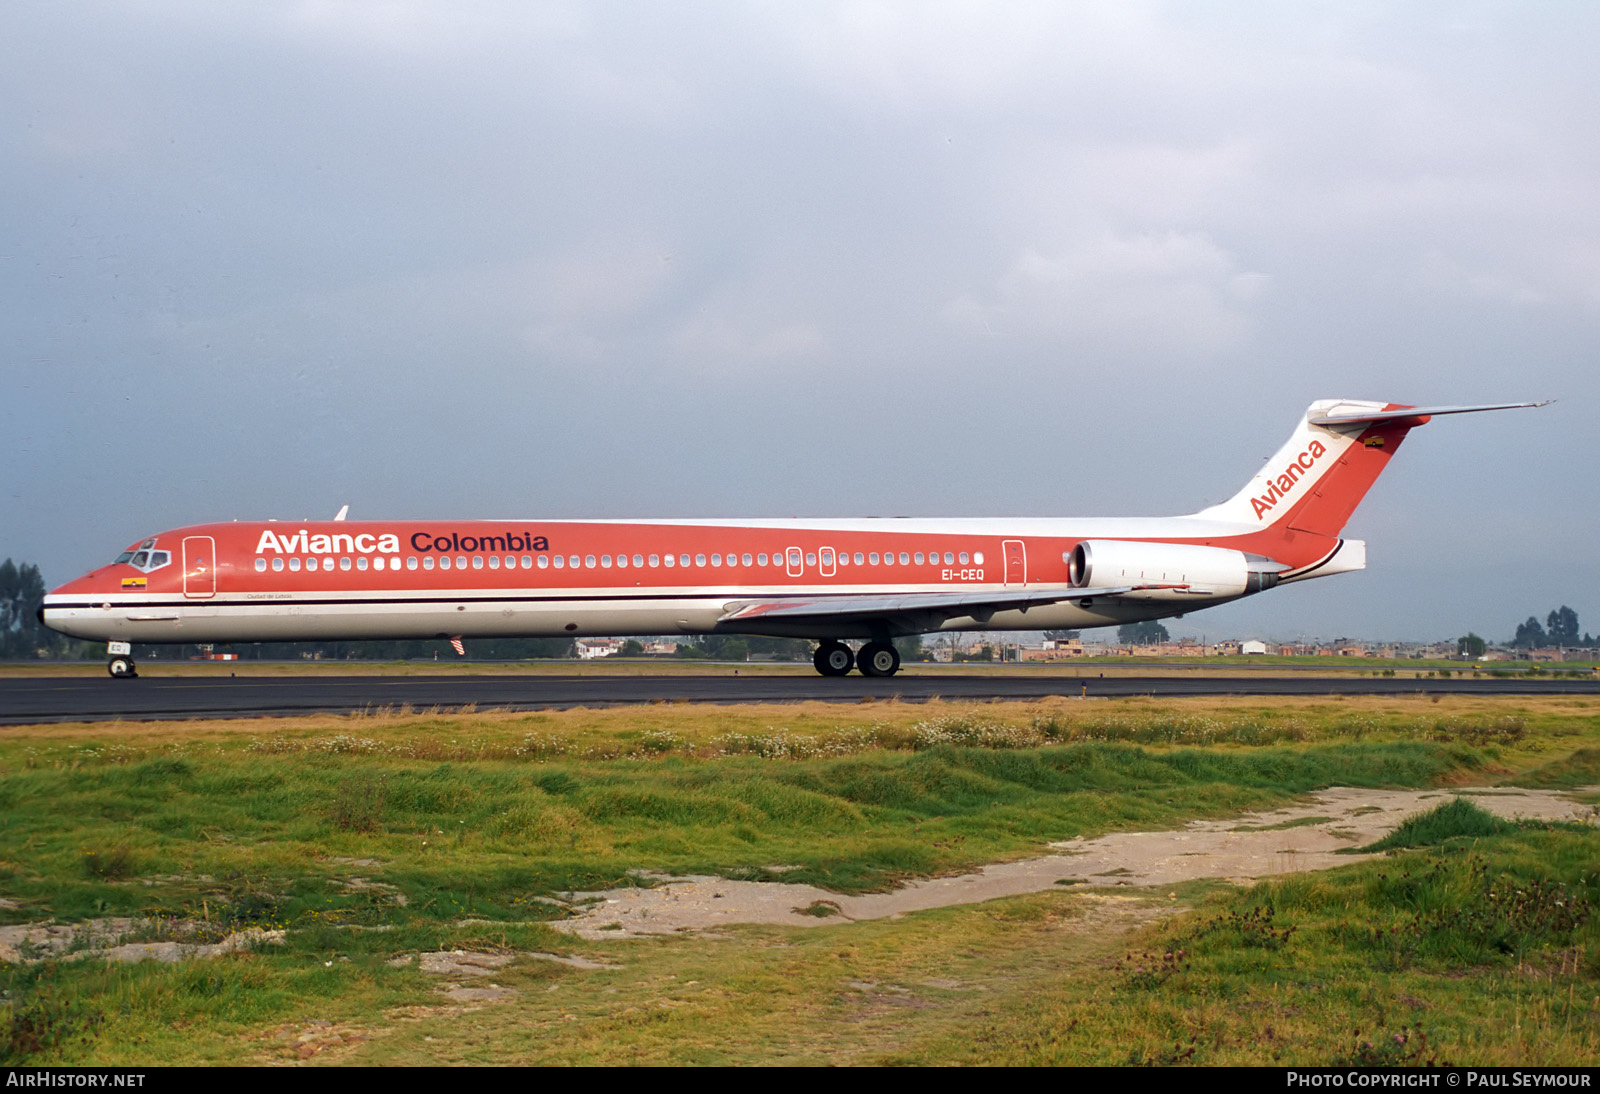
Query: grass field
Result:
<box><xmin>1</xmin><ymin>694</ymin><xmax>1596</xmax><ymax>1065</ymax></box>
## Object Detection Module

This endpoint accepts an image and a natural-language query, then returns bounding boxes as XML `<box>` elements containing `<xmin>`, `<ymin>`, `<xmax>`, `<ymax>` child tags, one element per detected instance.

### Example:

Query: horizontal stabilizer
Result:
<box><xmin>1309</xmin><ymin>401</ymin><xmax>1549</xmax><ymax>427</ymax></box>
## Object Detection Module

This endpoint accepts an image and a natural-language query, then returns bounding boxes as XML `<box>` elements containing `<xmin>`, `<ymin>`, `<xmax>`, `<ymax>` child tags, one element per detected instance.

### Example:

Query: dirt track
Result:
<box><xmin>550</xmin><ymin>785</ymin><xmax>1598</xmax><ymax>938</ymax></box>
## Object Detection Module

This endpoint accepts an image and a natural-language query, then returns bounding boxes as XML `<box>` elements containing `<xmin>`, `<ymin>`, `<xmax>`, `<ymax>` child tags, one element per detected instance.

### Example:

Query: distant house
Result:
<box><xmin>1241</xmin><ymin>640</ymin><xmax>1269</xmax><ymax>656</ymax></box>
<box><xmin>575</xmin><ymin>639</ymin><xmax>621</xmax><ymax>659</ymax></box>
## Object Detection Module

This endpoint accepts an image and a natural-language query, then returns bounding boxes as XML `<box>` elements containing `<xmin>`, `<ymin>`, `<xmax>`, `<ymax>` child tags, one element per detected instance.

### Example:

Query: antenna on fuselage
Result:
<box><xmin>333</xmin><ymin>505</ymin><xmax>349</xmax><ymax>521</ymax></box>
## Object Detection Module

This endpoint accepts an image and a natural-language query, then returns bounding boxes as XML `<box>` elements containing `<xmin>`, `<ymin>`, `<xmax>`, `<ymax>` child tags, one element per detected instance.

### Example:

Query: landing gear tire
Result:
<box><xmin>857</xmin><ymin>641</ymin><xmax>900</xmax><ymax>678</ymax></box>
<box><xmin>814</xmin><ymin>641</ymin><xmax>855</xmax><ymax>677</ymax></box>
<box><xmin>108</xmin><ymin>657</ymin><xmax>137</xmax><ymax>679</ymax></box>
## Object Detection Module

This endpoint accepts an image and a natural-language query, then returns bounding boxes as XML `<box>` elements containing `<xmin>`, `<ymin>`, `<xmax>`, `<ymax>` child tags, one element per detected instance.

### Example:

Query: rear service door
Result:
<box><xmin>183</xmin><ymin>536</ymin><xmax>216</xmax><ymax>599</ymax></box>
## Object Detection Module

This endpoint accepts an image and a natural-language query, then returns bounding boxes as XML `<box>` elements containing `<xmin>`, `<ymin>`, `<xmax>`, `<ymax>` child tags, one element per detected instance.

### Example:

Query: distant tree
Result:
<box><xmin>1457</xmin><ymin>632</ymin><xmax>1486</xmax><ymax>659</ymax></box>
<box><xmin>619</xmin><ymin>639</ymin><xmax>645</xmax><ymax>656</ymax></box>
<box><xmin>1511</xmin><ymin>617</ymin><xmax>1548</xmax><ymax>649</ymax></box>
<box><xmin>893</xmin><ymin>635</ymin><xmax>930</xmax><ymax>661</ymax></box>
<box><xmin>1547</xmin><ymin>606</ymin><xmax>1580</xmax><ymax>646</ymax></box>
<box><xmin>1</xmin><ymin>559</ymin><xmax>53</xmax><ymax>658</ymax></box>
<box><xmin>1118</xmin><ymin>620</ymin><xmax>1170</xmax><ymax>646</ymax></box>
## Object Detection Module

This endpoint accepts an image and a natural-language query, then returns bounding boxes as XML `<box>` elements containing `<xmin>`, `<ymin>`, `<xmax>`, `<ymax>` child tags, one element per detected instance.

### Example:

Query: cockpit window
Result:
<box><xmin>118</xmin><ymin>545</ymin><xmax>173</xmax><ymax>573</ymax></box>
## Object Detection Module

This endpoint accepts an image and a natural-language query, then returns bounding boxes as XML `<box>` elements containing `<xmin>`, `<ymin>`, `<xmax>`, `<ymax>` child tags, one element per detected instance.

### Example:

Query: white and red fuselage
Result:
<box><xmin>40</xmin><ymin>400</ymin><xmax>1539</xmax><ymax>676</ymax></box>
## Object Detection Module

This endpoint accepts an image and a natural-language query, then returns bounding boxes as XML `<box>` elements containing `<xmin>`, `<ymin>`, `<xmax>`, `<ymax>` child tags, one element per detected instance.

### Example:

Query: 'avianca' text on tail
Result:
<box><xmin>42</xmin><ymin>399</ymin><xmax>1545</xmax><ymax>679</ymax></box>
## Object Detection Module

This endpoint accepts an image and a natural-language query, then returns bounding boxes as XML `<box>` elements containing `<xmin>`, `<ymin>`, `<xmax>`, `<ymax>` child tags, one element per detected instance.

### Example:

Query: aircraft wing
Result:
<box><xmin>718</xmin><ymin>585</ymin><xmax>1138</xmax><ymax>634</ymax></box>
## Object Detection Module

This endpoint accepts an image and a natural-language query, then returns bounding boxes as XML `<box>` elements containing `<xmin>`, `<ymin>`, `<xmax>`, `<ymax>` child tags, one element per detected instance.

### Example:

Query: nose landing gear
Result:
<box><xmin>107</xmin><ymin>642</ymin><xmax>138</xmax><ymax>679</ymax></box>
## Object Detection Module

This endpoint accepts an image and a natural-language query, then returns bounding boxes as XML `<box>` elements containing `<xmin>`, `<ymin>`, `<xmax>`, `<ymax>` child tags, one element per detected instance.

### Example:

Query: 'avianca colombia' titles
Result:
<box><xmin>40</xmin><ymin>399</ymin><xmax>1544</xmax><ymax>677</ymax></box>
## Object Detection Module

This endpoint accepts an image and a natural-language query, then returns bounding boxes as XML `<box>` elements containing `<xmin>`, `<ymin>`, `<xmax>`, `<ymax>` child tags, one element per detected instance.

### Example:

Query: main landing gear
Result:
<box><xmin>812</xmin><ymin>640</ymin><xmax>901</xmax><ymax>678</ymax></box>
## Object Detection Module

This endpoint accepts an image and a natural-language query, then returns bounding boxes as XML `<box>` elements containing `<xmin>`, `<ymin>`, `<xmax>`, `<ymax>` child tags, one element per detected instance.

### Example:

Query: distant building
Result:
<box><xmin>1241</xmin><ymin>640</ymin><xmax>1269</xmax><ymax>656</ymax></box>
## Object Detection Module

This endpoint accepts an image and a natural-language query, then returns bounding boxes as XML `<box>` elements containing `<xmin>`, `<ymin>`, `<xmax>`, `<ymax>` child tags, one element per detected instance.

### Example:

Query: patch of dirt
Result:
<box><xmin>548</xmin><ymin>785</ymin><xmax>1597</xmax><ymax>939</ymax></box>
<box><xmin>0</xmin><ymin>916</ymin><xmax>283</xmax><ymax>964</ymax></box>
<box><xmin>335</xmin><ymin>876</ymin><xmax>408</xmax><ymax>905</ymax></box>
<box><xmin>255</xmin><ymin>1019</ymin><xmax>374</xmax><ymax>1064</ymax></box>
<box><xmin>388</xmin><ymin>947</ymin><xmax>614</xmax><ymax>1011</ymax></box>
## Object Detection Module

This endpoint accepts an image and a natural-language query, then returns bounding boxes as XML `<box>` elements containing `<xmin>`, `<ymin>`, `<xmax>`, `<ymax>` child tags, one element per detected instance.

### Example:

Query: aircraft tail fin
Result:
<box><xmin>1192</xmin><ymin>400</ymin><xmax>1545</xmax><ymax>539</ymax></box>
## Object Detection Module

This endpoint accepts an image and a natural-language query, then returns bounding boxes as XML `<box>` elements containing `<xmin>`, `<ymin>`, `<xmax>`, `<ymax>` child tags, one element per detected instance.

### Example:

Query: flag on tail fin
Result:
<box><xmin>449</xmin><ymin>636</ymin><xmax>465</xmax><ymax>657</ymax></box>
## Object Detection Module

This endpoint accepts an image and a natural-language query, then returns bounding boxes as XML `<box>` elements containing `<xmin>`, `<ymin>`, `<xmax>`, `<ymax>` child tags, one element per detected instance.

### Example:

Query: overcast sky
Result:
<box><xmin>4</xmin><ymin>1</ymin><xmax>1595</xmax><ymax>643</ymax></box>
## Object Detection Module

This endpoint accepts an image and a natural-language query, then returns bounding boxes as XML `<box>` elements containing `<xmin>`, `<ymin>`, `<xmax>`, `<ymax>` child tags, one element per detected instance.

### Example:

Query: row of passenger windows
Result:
<box><xmin>253</xmin><ymin>549</ymin><xmax>984</xmax><ymax>574</ymax></box>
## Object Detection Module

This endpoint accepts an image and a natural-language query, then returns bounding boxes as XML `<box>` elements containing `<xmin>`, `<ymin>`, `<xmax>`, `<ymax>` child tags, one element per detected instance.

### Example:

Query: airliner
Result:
<box><xmin>41</xmin><ymin>399</ymin><xmax>1542</xmax><ymax>679</ymax></box>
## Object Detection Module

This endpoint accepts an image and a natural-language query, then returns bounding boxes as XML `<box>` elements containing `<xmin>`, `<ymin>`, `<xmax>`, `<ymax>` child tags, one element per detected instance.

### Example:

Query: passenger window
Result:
<box><xmin>601</xmin><ymin>555</ymin><xmax>612</xmax><ymax>568</ymax></box>
<box><xmin>915</xmin><ymin>552</ymin><xmax>925</xmax><ymax>565</ymax></box>
<box><xmin>375</xmin><ymin>557</ymin><xmax>387</xmax><ymax>571</ymax></box>
<box><xmin>854</xmin><ymin>552</ymin><xmax>864</xmax><ymax>565</ymax></box>
<box><xmin>289</xmin><ymin>558</ymin><xmax>301</xmax><ymax>572</ymax></box>
<box><xmin>537</xmin><ymin>555</ymin><xmax>549</xmax><ymax>569</ymax></box>
<box><xmin>585</xmin><ymin>555</ymin><xmax>596</xmax><ymax>568</ymax></box>
<box><xmin>553</xmin><ymin>555</ymin><xmax>564</xmax><ymax>569</ymax></box>
<box><xmin>488</xmin><ymin>555</ymin><xmax>500</xmax><ymax>569</ymax></box>
<box><xmin>681</xmin><ymin>554</ymin><xmax>691</xmax><ymax>567</ymax></box>
<box><xmin>664</xmin><ymin>554</ymin><xmax>675</xmax><ymax>567</ymax></box>
<box><xmin>758</xmin><ymin>553</ymin><xmax>769</xmax><ymax>566</ymax></box>
<box><xmin>742</xmin><ymin>553</ymin><xmax>752</xmax><ymax>566</ymax></box>
<box><xmin>805</xmin><ymin>552</ymin><xmax>816</xmax><ymax>566</ymax></box>
<box><xmin>869</xmin><ymin>553</ymin><xmax>879</xmax><ymax>565</ymax></box>
<box><xmin>271</xmin><ymin>558</ymin><xmax>284</xmax><ymax>572</ymax></box>
<box><xmin>457</xmin><ymin>556</ymin><xmax>468</xmax><ymax>569</ymax></box>
<box><xmin>899</xmin><ymin>552</ymin><xmax>909</xmax><ymax>565</ymax></box>
<box><xmin>649</xmin><ymin>554</ymin><xmax>660</xmax><ymax>567</ymax></box>
<box><xmin>959</xmin><ymin>552</ymin><xmax>969</xmax><ymax>565</ymax></box>
<box><xmin>973</xmin><ymin>552</ymin><xmax>984</xmax><ymax>565</ymax></box>
<box><xmin>357</xmin><ymin>557</ymin><xmax>369</xmax><ymax>571</ymax></box>
<box><xmin>254</xmin><ymin>558</ymin><xmax>266</xmax><ymax>572</ymax></box>
<box><xmin>424</xmin><ymin>556</ymin><xmax>436</xmax><ymax>570</ymax></box>
<box><xmin>944</xmin><ymin>552</ymin><xmax>954</xmax><ymax>565</ymax></box>
<box><xmin>440</xmin><ymin>556</ymin><xmax>452</xmax><ymax>570</ymax></box>
<box><xmin>634</xmin><ymin>555</ymin><xmax>644</xmax><ymax>567</ymax></box>
<box><xmin>616</xmin><ymin>555</ymin><xmax>627</xmax><ymax>569</ymax></box>
<box><xmin>695</xmin><ymin>554</ymin><xmax>706</xmax><ymax>567</ymax></box>
<box><xmin>407</xmin><ymin>556</ymin><xmax>418</xmax><ymax>570</ymax></box>
<box><xmin>522</xmin><ymin>555</ymin><xmax>532</xmax><ymax>568</ymax></box>
<box><xmin>340</xmin><ymin>557</ymin><xmax>352</xmax><ymax>571</ymax></box>
<box><xmin>711</xmin><ymin>554</ymin><xmax>722</xmax><ymax>567</ymax></box>
<box><xmin>569</xmin><ymin>556</ymin><xmax>580</xmax><ymax>568</ymax></box>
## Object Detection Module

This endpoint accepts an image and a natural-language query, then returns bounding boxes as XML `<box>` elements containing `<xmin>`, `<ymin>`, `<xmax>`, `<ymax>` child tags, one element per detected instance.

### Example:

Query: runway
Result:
<box><xmin>3</xmin><ymin>669</ymin><xmax>1597</xmax><ymax>724</ymax></box>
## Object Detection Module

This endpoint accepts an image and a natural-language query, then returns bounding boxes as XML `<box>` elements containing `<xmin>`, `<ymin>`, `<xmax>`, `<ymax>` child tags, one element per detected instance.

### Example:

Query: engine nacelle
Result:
<box><xmin>1069</xmin><ymin>540</ymin><xmax>1284</xmax><ymax>600</ymax></box>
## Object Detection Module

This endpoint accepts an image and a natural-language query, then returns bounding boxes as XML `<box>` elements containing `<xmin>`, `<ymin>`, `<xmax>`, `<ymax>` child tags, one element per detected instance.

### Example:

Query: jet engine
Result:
<box><xmin>1069</xmin><ymin>540</ymin><xmax>1285</xmax><ymax>600</ymax></box>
